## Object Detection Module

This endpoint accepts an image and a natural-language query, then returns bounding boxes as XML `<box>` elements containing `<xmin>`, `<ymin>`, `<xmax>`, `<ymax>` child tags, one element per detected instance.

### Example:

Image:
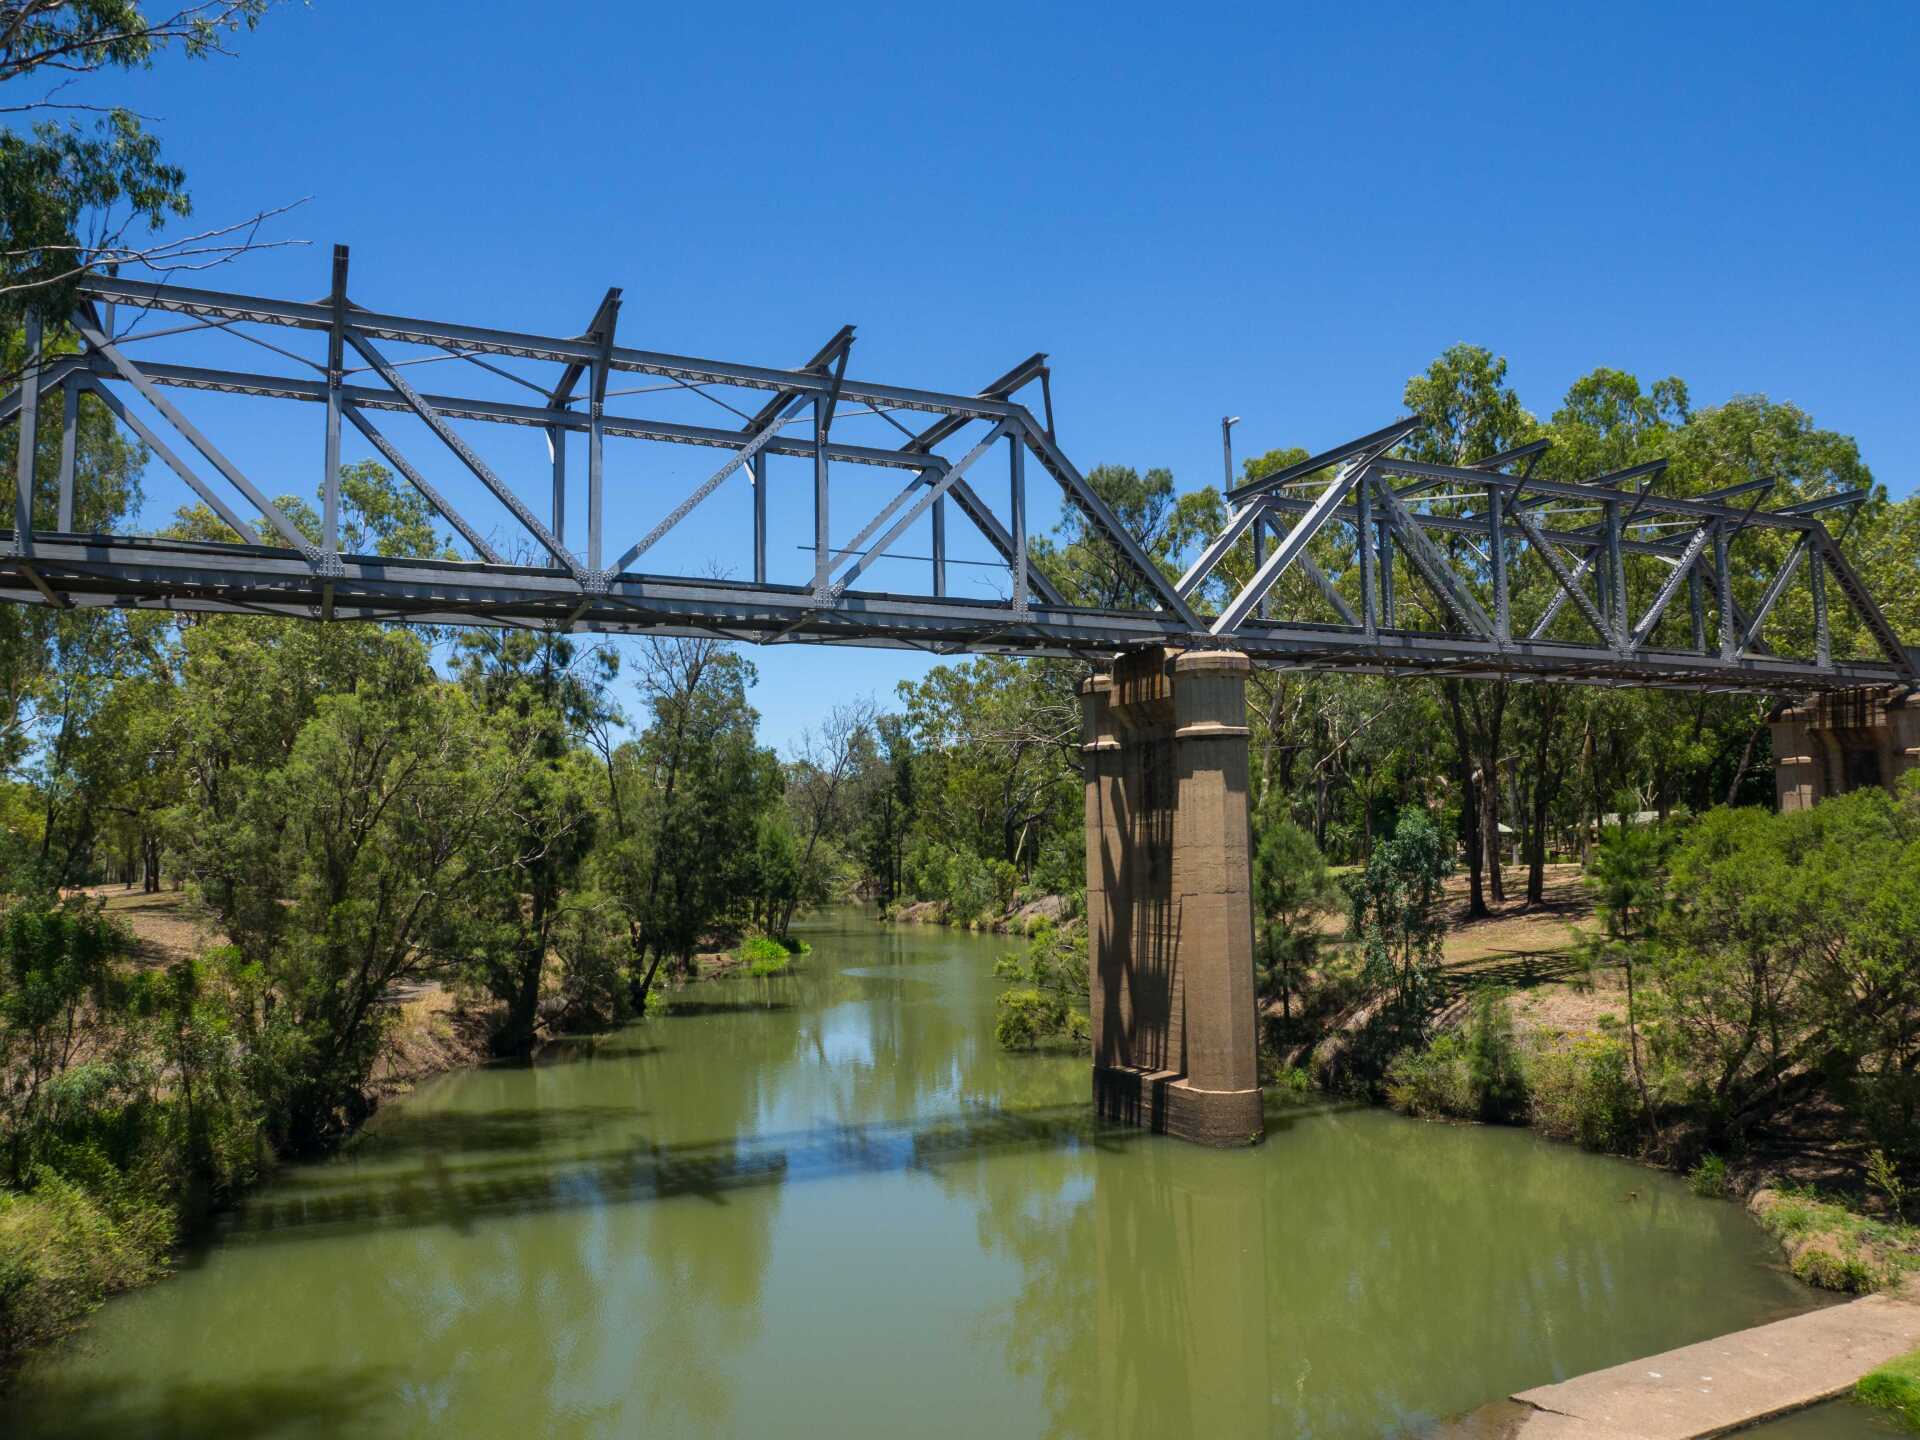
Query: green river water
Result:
<box><xmin>3</xmin><ymin>908</ymin><xmax>1840</xmax><ymax>1438</ymax></box>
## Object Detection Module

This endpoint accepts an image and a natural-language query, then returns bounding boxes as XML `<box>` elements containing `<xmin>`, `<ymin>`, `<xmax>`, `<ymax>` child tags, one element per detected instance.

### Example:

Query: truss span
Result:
<box><xmin>2</xmin><ymin>250</ymin><xmax>1912</xmax><ymax>692</ymax></box>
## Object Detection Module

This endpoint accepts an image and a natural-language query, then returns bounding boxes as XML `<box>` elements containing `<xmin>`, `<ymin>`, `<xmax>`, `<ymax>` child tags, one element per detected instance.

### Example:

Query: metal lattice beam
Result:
<box><xmin>0</xmin><ymin>261</ymin><xmax>1907</xmax><ymax>693</ymax></box>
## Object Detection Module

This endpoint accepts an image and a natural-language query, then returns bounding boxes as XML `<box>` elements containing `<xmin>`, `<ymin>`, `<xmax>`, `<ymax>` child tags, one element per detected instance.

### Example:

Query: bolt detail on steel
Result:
<box><xmin>2</xmin><ymin>246</ymin><xmax>1913</xmax><ymax>692</ymax></box>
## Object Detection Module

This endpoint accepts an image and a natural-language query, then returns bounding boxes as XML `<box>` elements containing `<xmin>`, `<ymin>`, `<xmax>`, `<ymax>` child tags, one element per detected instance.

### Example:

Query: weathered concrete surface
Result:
<box><xmin>1772</xmin><ymin>686</ymin><xmax>1920</xmax><ymax>812</ymax></box>
<box><xmin>1493</xmin><ymin>1293</ymin><xmax>1920</xmax><ymax>1438</ymax></box>
<box><xmin>1082</xmin><ymin>648</ymin><xmax>1262</xmax><ymax>1147</ymax></box>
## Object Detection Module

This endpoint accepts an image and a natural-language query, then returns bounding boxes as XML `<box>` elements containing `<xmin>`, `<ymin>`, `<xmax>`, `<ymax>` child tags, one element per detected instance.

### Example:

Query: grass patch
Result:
<box><xmin>738</xmin><ymin>935</ymin><xmax>806</xmax><ymax>977</ymax></box>
<box><xmin>1858</xmin><ymin>1347</ymin><xmax>1920</xmax><ymax>1431</ymax></box>
<box><xmin>1750</xmin><ymin>1186</ymin><xmax>1920</xmax><ymax>1294</ymax></box>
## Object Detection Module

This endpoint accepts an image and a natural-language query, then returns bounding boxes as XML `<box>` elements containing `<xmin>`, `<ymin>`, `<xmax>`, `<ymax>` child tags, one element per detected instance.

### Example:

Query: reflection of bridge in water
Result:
<box><xmin>7</xmin><ymin>251</ymin><xmax>1914</xmax><ymax>1145</ymax></box>
<box><xmin>220</xmin><ymin>1099</ymin><xmax>1195</xmax><ymax>1247</ymax></box>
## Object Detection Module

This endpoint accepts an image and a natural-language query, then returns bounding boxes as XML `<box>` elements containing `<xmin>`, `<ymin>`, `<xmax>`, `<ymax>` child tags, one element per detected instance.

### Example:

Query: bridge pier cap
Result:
<box><xmin>1081</xmin><ymin>646</ymin><xmax>1263</xmax><ymax>1147</ymax></box>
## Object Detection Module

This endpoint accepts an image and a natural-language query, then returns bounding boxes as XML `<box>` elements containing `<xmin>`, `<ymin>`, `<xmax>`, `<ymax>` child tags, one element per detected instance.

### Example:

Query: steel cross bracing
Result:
<box><xmin>0</xmin><ymin>248</ymin><xmax>1912</xmax><ymax>691</ymax></box>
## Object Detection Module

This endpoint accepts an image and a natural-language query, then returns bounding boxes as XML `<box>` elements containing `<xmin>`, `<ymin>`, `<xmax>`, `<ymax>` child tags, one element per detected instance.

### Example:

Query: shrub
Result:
<box><xmin>1688</xmin><ymin>1153</ymin><xmax>1729</xmax><ymax>1198</ymax></box>
<box><xmin>992</xmin><ymin>922</ymin><xmax>1089</xmax><ymax>1051</ymax></box>
<box><xmin>1466</xmin><ymin>991</ymin><xmax>1527</xmax><ymax>1123</ymax></box>
<box><xmin>1526</xmin><ymin>1035</ymin><xmax>1642</xmax><ymax>1152</ymax></box>
<box><xmin>904</xmin><ymin>842</ymin><xmax>1006</xmax><ymax>924</ymax></box>
<box><xmin>1870</xmin><ymin>1148</ymin><xmax>1910</xmax><ymax>1222</ymax></box>
<box><xmin>0</xmin><ymin>1169</ymin><xmax>171</xmax><ymax>1359</ymax></box>
<box><xmin>1792</xmin><ymin>1243</ymin><xmax>1891</xmax><ymax>1294</ymax></box>
<box><xmin>1385</xmin><ymin>1034</ymin><xmax>1474</xmax><ymax>1120</ymax></box>
<box><xmin>1268</xmin><ymin>1065</ymin><xmax>1313</xmax><ymax>1098</ymax></box>
<box><xmin>993</xmin><ymin>987</ymin><xmax>1088</xmax><ymax>1051</ymax></box>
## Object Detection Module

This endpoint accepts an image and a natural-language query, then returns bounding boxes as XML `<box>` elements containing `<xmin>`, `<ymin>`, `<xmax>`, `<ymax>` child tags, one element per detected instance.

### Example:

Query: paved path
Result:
<box><xmin>1492</xmin><ymin>1293</ymin><xmax>1920</xmax><ymax>1438</ymax></box>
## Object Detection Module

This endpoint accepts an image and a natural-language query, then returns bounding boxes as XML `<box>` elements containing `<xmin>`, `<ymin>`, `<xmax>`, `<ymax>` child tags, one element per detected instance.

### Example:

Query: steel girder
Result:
<box><xmin>1191</xmin><ymin>426</ymin><xmax>1916</xmax><ymax>689</ymax></box>
<box><xmin>1</xmin><ymin>258</ymin><xmax>1913</xmax><ymax>693</ymax></box>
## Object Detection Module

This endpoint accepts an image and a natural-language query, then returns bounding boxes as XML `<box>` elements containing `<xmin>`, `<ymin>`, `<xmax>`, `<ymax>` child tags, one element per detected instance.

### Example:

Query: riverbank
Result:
<box><xmin>884</xmin><ymin>892</ymin><xmax>1075</xmax><ymax>934</ymax></box>
<box><xmin>0</xmin><ymin>888</ymin><xmax>506</xmax><ymax>1377</ymax></box>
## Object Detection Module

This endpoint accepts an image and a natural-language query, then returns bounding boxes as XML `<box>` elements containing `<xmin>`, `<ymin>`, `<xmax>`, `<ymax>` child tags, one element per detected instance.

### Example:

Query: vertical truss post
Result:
<box><xmin>1688</xmin><ymin>566</ymin><xmax>1706</xmax><ymax>653</ymax></box>
<box><xmin>323</xmin><ymin>247</ymin><xmax>348</xmax><ymax>559</ymax></box>
<box><xmin>56</xmin><ymin>377</ymin><xmax>77</xmax><ymax>532</ymax></box>
<box><xmin>1378</xmin><ymin>519</ymin><xmax>1394</xmax><ymax>628</ymax></box>
<box><xmin>1008</xmin><ymin>430</ymin><xmax>1028</xmax><ymax>613</ymax></box>
<box><xmin>1713</xmin><ymin>521</ymin><xmax>1735</xmax><ymax>661</ymax></box>
<box><xmin>1811</xmin><ymin>546</ymin><xmax>1830</xmax><ymax>668</ymax></box>
<box><xmin>541</xmin><ymin>288</ymin><xmax>618</xmax><ymax>552</ymax></box>
<box><xmin>931</xmin><ymin>492</ymin><xmax>946</xmax><ymax>598</ymax></box>
<box><xmin>1252</xmin><ymin>512</ymin><xmax>1267</xmax><ymax>618</ymax></box>
<box><xmin>1355</xmin><ymin>469</ymin><xmax>1376</xmax><ymax>636</ymax></box>
<box><xmin>751</xmin><ymin>449</ymin><xmax>768</xmax><ymax>585</ymax></box>
<box><xmin>588</xmin><ymin>342</ymin><xmax>608</xmax><ymax>574</ymax></box>
<box><xmin>1488</xmin><ymin>485</ymin><xmax>1509</xmax><ymax>644</ymax></box>
<box><xmin>1604</xmin><ymin>500</ymin><xmax>1628</xmax><ymax>649</ymax></box>
<box><xmin>1811</xmin><ymin>528</ymin><xmax>1914</xmax><ymax>674</ymax></box>
<box><xmin>13</xmin><ymin>311</ymin><xmax>39</xmax><ymax>555</ymax></box>
<box><xmin>813</xmin><ymin>395</ymin><xmax>830</xmax><ymax>593</ymax></box>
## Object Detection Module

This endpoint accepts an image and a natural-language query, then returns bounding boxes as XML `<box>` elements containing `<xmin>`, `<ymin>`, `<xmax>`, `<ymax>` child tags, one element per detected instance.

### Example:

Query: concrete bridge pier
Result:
<box><xmin>1081</xmin><ymin>647</ymin><xmax>1264</xmax><ymax>1147</ymax></box>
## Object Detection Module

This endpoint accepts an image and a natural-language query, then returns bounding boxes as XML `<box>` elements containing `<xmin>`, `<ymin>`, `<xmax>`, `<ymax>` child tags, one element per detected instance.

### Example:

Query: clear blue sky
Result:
<box><xmin>85</xmin><ymin>1</ymin><xmax>1920</xmax><ymax>749</ymax></box>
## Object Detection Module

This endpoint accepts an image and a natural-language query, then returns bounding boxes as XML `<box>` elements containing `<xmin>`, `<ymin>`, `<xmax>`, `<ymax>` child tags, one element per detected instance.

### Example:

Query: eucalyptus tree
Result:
<box><xmin>598</xmin><ymin>638</ymin><xmax>780</xmax><ymax>1008</ymax></box>
<box><xmin>1401</xmin><ymin>346</ymin><xmax>1539</xmax><ymax>913</ymax></box>
<box><xmin>1031</xmin><ymin>462</ymin><xmax>1222</xmax><ymax>609</ymax></box>
<box><xmin>1</xmin><ymin>0</ymin><xmax>283</xmax><ymax>328</ymax></box>
<box><xmin>452</xmin><ymin>630</ymin><xmax>616</xmax><ymax>1055</ymax></box>
<box><xmin>778</xmin><ymin>697</ymin><xmax>877</xmax><ymax>934</ymax></box>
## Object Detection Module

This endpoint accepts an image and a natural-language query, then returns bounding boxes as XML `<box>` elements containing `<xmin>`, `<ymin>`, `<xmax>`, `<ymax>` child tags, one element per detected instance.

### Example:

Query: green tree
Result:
<box><xmin>1250</xmin><ymin>793</ymin><xmax>1336</xmax><ymax>1023</ymax></box>
<box><xmin>1584</xmin><ymin>816</ymin><xmax>1670</xmax><ymax>1127</ymax></box>
<box><xmin>452</xmin><ymin>630</ymin><xmax>616</xmax><ymax>1055</ymax></box>
<box><xmin>991</xmin><ymin>920</ymin><xmax>1088</xmax><ymax>1051</ymax></box>
<box><xmin>173</xmin><ymin>641</ymin><xmax>509</xmax><ymax>1150</ymax></box>
<box><xmin>597</xmin><ymin>638</ymin><xmax>780</xmax><ymax>1009</ymax></box>
<box><xmin>1345</xmin><ymin>808</ymin><xmax>1451</xmax><ymax>1050</ymax></box>
<box><xmin>1032</xmin><ymin>462</ymin><xmax>1223</xmax><ymax>609</ymax></box>
<box><xmin>2</xmin><ymin>1</ymin><xmax>277</xmax><ymax>327</ymax></box>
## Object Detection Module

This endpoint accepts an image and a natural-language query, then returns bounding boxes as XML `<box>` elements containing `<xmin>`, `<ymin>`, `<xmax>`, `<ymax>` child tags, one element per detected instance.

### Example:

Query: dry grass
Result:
<box><xmin>59</xmin><ymin>887</ymin><xmax>498</xmax><ymax>1099</ymax></box>
<box><xmin>63</xmin><ymin>884</ymin><xmax>224</xmax><ymax>968</ymax></box>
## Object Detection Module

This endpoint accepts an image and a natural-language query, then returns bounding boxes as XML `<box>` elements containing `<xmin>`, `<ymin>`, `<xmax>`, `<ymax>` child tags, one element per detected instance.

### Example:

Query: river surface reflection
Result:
<box><xmin>2</xmin><ymin>908</ymin><xmax>1820</xmax><ymax>1437</ymax></box>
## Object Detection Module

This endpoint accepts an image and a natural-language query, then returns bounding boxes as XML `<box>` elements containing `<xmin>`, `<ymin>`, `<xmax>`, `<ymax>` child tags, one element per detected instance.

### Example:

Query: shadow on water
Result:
<box><xmin>3</xmin><ymin>1365</ymin><xmax>396</xmax><ymax>1440</ymax></box>
<box><xmin>201</xmin><ymin>1096</ymin><xmax>1334</xmax><ymax>1249</ymax></box>
<box><xmin>655</xmin><ymin>998</ymin><xmax>794</xmax><ymax>1017</ymax></box>
<box><xmin>346</xmin><ymin>1104</ymin><xmax>647</xmax><ymax>1159</ymax></box>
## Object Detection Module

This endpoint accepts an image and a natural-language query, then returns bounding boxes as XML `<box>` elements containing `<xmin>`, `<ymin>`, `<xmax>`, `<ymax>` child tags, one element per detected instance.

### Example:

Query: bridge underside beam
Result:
<box><xmin>0</xmin><ymin>532</ymin><xmax>1905</xmax><ymax>688</ymax></box>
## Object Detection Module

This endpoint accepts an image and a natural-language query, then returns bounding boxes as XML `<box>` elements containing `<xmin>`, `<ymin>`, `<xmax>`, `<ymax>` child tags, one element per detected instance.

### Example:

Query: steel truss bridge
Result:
<box><xmin>1</xmin><ymin>247</ymin><xmax>1913</xmax><ymax>692</ymax></box>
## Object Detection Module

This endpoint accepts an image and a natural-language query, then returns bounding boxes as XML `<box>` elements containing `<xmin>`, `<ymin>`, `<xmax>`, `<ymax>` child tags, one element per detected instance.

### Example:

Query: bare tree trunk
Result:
<box><xmin>1727</xmin><ymin>700</ymin><xmax>1769</xmax><ymax>806</ymax></box>
<box><xmin>1443</xmin><ymin>682</ymin><xmax>1488</xmax><ymax>919</ymax></box>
